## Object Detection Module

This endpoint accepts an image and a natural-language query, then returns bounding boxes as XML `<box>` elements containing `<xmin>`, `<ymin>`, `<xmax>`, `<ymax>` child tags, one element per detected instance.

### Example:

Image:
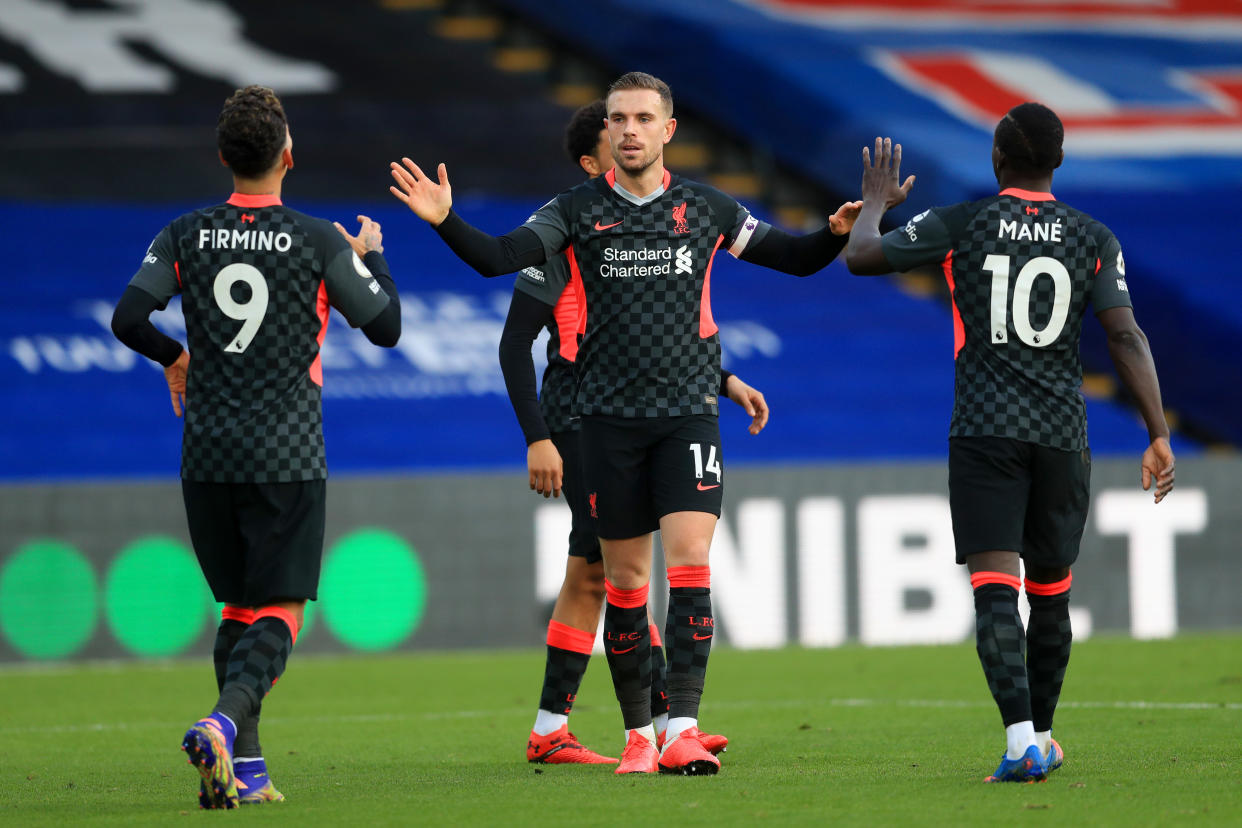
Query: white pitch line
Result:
<box><xmin>3</xmin><ymin>697</ymin><xmax>1238</xmax><ymax>737</ymax></box>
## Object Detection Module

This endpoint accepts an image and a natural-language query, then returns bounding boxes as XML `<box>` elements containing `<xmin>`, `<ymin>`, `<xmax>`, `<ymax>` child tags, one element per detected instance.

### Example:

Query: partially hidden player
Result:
<box><xmin>111</xmin><ymin>86</ymin><xmax>402</xmax><ymax>808</ymax></box>
<box><xmin>391</xmin><ymin>71</ymin><xmax>860</xmax><ymax>775</ymax></box>
<box><xmin>844</xmin><ymin>104</ymin><xmax>1175</xmax><ymax>782</ymax></box>
<box><xmin>507</xmin><ymin>100</ymin><xmax>768</xmax><ymax>766</ymax></box>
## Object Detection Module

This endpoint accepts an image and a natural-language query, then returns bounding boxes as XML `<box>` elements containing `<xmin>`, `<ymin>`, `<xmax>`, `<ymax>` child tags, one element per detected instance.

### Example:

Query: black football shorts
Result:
<box><xmin>948</xmin><ymin>436</ymin><xmax>1090</xmax><ymax>568</ymax></box>
<box><xmin>552</xmin><ymin>428</ymin><xmax>602</xmax><ymax>564</ymax></box>
<box><xmin>182</xmin><ymin>478</ymin><xmax>326</xmax><ymax>605</ymax></box>
<box><xmin>579</xmin><ymin>414</ymin><xmax>724</xmax><ymax>540</ymax></box>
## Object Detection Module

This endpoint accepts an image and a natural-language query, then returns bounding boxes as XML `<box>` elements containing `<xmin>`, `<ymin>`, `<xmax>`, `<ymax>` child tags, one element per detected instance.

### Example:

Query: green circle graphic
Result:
<box><xmin>0</xmin><ymin>540</ymin><xmax>97</xmax><ymax>659</ymax></box>
<box><xmin>320</xmin><ymin>529</ymin><xmax>425</xmax><ymax>651</ymax></box>
<box><xmin>105</xmin><ymin>536</ymin><xmax>206</xmax><ymax>658</ymax></box>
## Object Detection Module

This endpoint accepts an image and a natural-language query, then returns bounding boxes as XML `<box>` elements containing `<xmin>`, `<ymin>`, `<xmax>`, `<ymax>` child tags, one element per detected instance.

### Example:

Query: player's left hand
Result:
<box><xmin>165</xmin><ymin>349</ymin><xmax>190</xmax><ymax>417</ymax></box>
<box><xmin>1141</xmin><ymin>436</ymin><xmax>1176</xmax><ymax>503</ymax></box>
<box><xmin>861</xmin><ymin>137</ymin><xmax>915</xmax><ymax>210</ymax></box>
<box><xmin>334</xmin><ymin>215</ymin><xmax>383</xmax><ymax>256</ymax></box>
<box><xmin>829</xmin><ymin>200</ymin><xmax>864</xmax><ymax>235</ymax></box>
<box><xmin>725</xmin><ymin>374</ymin><xmax>769</xmax><ymax>435</ymax></box>
<box><xmin>527</xmin><ymin>439</ymin><xmax>563</xmax><ymax>498</ymax></box>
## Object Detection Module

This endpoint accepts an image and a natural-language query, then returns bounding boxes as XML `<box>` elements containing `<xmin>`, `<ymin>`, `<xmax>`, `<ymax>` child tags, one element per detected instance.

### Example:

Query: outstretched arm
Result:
<box><xmin>1098</xmin><ymin>306</ymin><xmax>1175</xmax><ymax>503</ymax></box>
<box><xmin>739</xmin><ymin>200</ymin><xmax>862</xmax><ymax>276</ymax></box>
<box><xmin>390</xmin><ymin>158</ymin><xmax>548</xmax><ymax>277</ymax></box>
<box><xmin>845</xmin><ymin>137</ymin><xmax>915</xmax><ymax>275</ymax></box>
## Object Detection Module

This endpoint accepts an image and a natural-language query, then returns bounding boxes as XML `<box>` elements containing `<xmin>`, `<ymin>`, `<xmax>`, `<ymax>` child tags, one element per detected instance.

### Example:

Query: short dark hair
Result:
<box><xmin>217</xmin><ymin>85</ymin><xmax>288</xmax><ymax>179</ymax></box>
<box><xmin>607</xmin><ymin>71</ymin><xmax>673</xmax><ymax>116</ymax></box>
<box><xmin>564</xmin><ymin>99</ymin><xmax>607</xmax><ymax>165</ymax></box>
<box><xmin>994</xmin><ymin>102</ymin><xmax>1063</xmax><ymax>175</ymax></box>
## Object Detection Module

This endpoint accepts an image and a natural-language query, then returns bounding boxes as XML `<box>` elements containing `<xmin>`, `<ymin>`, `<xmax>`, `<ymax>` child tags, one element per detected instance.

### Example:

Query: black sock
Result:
<box><xmin>537</xmin><ymin>620</ymin><xmax>593</xmax><ymax>716</ymax></box>
<box><xmin>213</xmin><ymin>618</ymin><xmax>262</xmax><ymax>757</ymax></box>
<box><xmin>603</xmin><ymin>583</ymin><xmax>651</xmax><ymax>730</ymax></box>
<box><xmin>650</xmin><ymin>644</ymin><xmax>670</xmax><ymax>721</ymax></box>
<box><xmin>214</xmin><ymin>615</ymin><xmax>294</xmax><ymax>727</ymax></box>
<box><xmin>1026</xmin><ymin>586</ymin><xmax>1073</xmax><ymax>733</ymax></box>
<box><xmin>665</xmin><ymin>586</ymin><xmax>713</xmax><ymax>720</ymax></box>
<box><xmin>974</xmin><ymin>582</ymin><xmax>1031</xmax><ymax>727</ymax></box>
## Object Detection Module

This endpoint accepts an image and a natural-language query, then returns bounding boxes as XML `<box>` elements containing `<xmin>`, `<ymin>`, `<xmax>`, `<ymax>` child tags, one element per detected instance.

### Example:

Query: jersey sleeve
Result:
<box><xmin>520</xmin><ymin>193</ymin><xmax>573</xmax><ymax>260</ymax></box>
<box><xmin>128</xmin><ymin>224</ymin><xmax>181</xmax><ymax>306</ymax></box>
<box><xmin>880</xmin><ymin>206</ymin><xmax>957</xmax><ymax>272</ymax></box>
<box><xmin>721</xmin><ymin>200</ymin><xmax>772</xmax><ymax>259</ymax></box>
<box><xmin>513</xmin><ymin>253</ymin><xmax>571</xmax><ymax>307</ymax></box>
<box><xmin>1088</xmin><ymin>223</ymin><xmax>1133</xmax><ymax>313</ymax></box>
<box><xmin>319</xmin><ymin>223</ymin><xmax>393</xmax><ymax>328</ymax></box>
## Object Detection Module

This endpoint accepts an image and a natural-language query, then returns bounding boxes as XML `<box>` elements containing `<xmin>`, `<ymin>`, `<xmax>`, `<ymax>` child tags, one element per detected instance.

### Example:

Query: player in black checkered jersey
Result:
<box><xmin>111</xmin><ymin>86</ymin><xmax>402</xmax><ymax>808</ymax></box>
<box><xmin>507</xmin><ymin>101</ymin><xmax>769</xmax><ymax>767</ymax></box>
<box><xmin>845</xmin><ymin>103</ymin><xmax>1176</xmax><ymax>783</ymax></box>
<box><xmin>391</xmin><ymin>71</ymin><xmax>861</xmax><ymax>775</ymax></box>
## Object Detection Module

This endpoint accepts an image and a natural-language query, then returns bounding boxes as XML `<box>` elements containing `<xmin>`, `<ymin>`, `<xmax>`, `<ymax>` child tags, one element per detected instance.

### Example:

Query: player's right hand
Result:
<box><xmin>334</xmin><ymin>215</ymin><xmax>383</xmax><ymax>256</ymax></box>
<box><xmin>527</xmin><ymin>439</ymin><xmax>563</xmax><ymax>498</ymax></box>
<box><xmin>861</xmin><ymin>137</ymin><xmax>915</xmax><ymax>211</ymax></box>
<box><xmin>165</xmin><ymin>349</ymin><xmax>190</xmax><ymax>417</ymax></box>
<box><xmin>389</xmin><ymin>158</ymin><xmax>453</xmax><ymax>226</ymax></box>
<box><xmin>1140</xmin><ymin>436</ymin><xmax>1175</xmax><ymax>503</ymax></box>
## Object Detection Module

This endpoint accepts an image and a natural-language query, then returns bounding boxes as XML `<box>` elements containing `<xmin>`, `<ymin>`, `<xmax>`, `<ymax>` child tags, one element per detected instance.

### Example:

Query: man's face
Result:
<box><xmin>606</xmin><ymin>88</ymin><xmax>675</xmax><ymax>176</ymax></box>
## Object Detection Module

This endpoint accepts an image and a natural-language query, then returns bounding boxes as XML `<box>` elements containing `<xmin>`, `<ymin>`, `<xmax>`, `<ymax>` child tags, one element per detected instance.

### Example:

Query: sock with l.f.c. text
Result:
<box><xmin>664</xmin><ymin>565</ymin><xmax>713</xmax><ymax>744</ymax></box>
<box><xmin>533</xmin><ymin>619</ymin><xmax>595</xmax><ymax>735</ymax></box>
<box><xmin>603</xmin><ymin>580</ymin><xmax>652</xmax><ymax>731</ymax></box>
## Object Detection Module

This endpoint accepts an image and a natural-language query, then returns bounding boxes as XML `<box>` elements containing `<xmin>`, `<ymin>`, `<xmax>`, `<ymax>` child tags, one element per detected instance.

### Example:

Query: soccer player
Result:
<box><xmin>507</xmin><ymin>101</ymin><xmax>769</xmax><ymax>765</ymax></box>
<box><xmin>111</xmin><ymin>85</ymin><xmax>402</xmax><ymax>808</ymax></box>
<box><xmin>391</xmin><ymin>71</ymin><xmax>860</xmax><ymax>775</ymax></box>
<box><xmin>844</xmin><ymin>104</ymin><xmax>1176</xmax><ymax>782</ymax></box>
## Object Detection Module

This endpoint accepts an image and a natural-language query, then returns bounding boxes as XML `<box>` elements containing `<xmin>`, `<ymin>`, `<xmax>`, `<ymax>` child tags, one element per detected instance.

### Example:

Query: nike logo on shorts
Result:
<box><xmin>697</xmin><ymin>482</ymin><xmax>721</xmax><ymax>491</ymax></box>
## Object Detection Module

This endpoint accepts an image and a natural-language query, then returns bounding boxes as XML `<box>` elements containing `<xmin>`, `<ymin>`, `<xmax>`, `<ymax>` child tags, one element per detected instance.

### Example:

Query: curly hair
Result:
<box><xmin>217</xmin><ymin>85</ymin><xmax>288</xmax><ymax>179</ymax></box>
<box><xmin>607</xmin><ymin>71</ymin><xmax>673</xmax><ymax>116</ymax></box>
<box><xmin>564</xmin><ymin>99</ymin><xmax>607</xmax><ymax>165</ymax></box>
<box><xmin>994</xmin><ymin>102</ymin><xmax>1063</xmax><ymax>176</ymax></box>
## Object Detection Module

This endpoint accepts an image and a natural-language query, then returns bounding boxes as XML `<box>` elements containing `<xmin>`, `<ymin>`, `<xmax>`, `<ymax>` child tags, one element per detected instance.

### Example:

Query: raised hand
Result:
<box><xmin>334</xmin><ymin>214</ymin><xmax>383</xmax><ymax>256</ymax></box>
<box><xmin>829</xmin><ymin>200</ymin><xmax>864</xmax><ymax>235</ymax></box>
<box><xmin>389</xmin><ymin>158</ymin><xmax>453</xmax><ymax>226</ymax></box>
<box><xmin>861</xmin><ymin>137</ymin><xmax>915</xmax><ymax>211</ymax></box>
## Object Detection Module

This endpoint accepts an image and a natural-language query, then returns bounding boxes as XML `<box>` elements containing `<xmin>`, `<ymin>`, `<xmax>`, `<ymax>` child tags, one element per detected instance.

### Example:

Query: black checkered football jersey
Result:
<box><xmin>514</xmin><ymin>253</ymin><xmax>583</xmax><ymax>434</ymax></box>
<box><xmin>881</xmin><ymin>188</ymin><xmax>1132</xmax><ymax>451</ymax></box>
<box><xmin>128</xmin><ymin>194</ymin><xmax>393</xmax><ymax>482</ymax></box>
<box><xmin>522</xmin><ymin>169</ymin><xmax>769</xmax><ymax>418</ymax></box>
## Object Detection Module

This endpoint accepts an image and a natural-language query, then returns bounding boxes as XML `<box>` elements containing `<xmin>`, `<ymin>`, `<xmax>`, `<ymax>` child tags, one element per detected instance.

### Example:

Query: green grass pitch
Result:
<box><xmin>3</xmin><ymin>635</ymin><xmax>1240</xmax><ymax>826</ymax></box>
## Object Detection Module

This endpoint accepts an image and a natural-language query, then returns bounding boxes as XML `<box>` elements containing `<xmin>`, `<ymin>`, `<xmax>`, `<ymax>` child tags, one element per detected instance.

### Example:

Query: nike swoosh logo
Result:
<box><xmin>692</xmin><ymin>633</ymin><xmax>713</xmax><ymax>641</ymax></box>
<box><xmin>696</xmin><ymin>482</ymin><xmax>721</xmax><ymax>491</ymax></box>
<box><xmin>594</xmin><ymin>220</ymin><xmax>623</xmax><ymax>230</ymax></box>
<box><xmin>610</xmin><ymin>645</ymin><xmax>638</xmax><ymax>654</ymax></box>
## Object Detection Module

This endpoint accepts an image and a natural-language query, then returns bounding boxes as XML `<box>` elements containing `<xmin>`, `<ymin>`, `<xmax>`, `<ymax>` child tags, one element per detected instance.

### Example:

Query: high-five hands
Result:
<box><xmin>861</xmin><ymin>137</ymin><xmax>915</xmax><ymax>211</ymax></box>
<box><xmin>389</xmin><ymin>158</ymin><xmax>453</xmax><ymax>226</ymax></box>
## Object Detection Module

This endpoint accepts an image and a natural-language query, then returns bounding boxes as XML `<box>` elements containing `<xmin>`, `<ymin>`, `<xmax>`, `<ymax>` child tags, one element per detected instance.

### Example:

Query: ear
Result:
<box><xmin>219</xmin><ymin>151</ymin><xmax>229</xmax><ymax>169</ymax></box>
<box><xmin>282</xmin><ymin>145</ymin><xmax>294</xmax><ymax>172</ymax></box>
<box><xmin>579</xmin><ymin>154</ymin><xmax>601</xmax><ymax>177</ymax></box>
<box><xmin>664</xmin><ymin>117</ymin><xmax>677</xmax><ymax>144</ymax></box>
<box><xmin>1053</xmin><ymin>149</ymin><xmax>1064</xmax><ymax>170</ymax></box>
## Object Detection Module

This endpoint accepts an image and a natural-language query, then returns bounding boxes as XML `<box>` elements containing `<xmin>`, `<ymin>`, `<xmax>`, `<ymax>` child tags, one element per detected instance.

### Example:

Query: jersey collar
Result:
<box><xmin>228</xmin><ymin>192</ymin><xmax>283</xmax><ymax>208</ymax></box>
<box><xmin>999</xmin><ymin>187</ymin><xmax>1054</xmax><ymax>201</ymax></box>
<box><xmin>605</xmin><ymin>168</ymin><xmax>672</xmax><ymax>206</ymax></box>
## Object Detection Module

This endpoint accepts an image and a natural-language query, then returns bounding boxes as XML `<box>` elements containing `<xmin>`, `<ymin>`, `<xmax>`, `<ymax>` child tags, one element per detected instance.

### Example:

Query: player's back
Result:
<box><xmin>151</xmin><ymin>196</ymin><xmax>380</xmax><ymax>482</ymax></box>
<box><xmin>933</xmin><ymin>189</ymin><xmax>1128</xmax><ymax>450</ymax></box>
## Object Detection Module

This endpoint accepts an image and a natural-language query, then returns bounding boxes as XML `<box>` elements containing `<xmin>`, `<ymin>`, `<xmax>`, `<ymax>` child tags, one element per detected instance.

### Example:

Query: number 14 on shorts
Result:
<box><xmin>689</xmin><ymin>442</ymin><xmax>721</xmax><ymax>488</ymax></box>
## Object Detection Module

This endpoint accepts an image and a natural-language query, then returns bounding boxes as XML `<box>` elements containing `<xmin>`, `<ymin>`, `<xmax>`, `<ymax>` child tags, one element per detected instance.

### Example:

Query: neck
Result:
<box><xmin>614</xmin><ymin>161</ymin><xmax>666</xmax><ymax>198</ymax></box>
<box><xmin>232</xmin><ymin>172</ymin><xmax>284</xmax><ymax>199</ymax></box>
<box><xmin>998</xmin><ymin>173</ymin><xmax>1053</xmax><ymax>193</ymax></box>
